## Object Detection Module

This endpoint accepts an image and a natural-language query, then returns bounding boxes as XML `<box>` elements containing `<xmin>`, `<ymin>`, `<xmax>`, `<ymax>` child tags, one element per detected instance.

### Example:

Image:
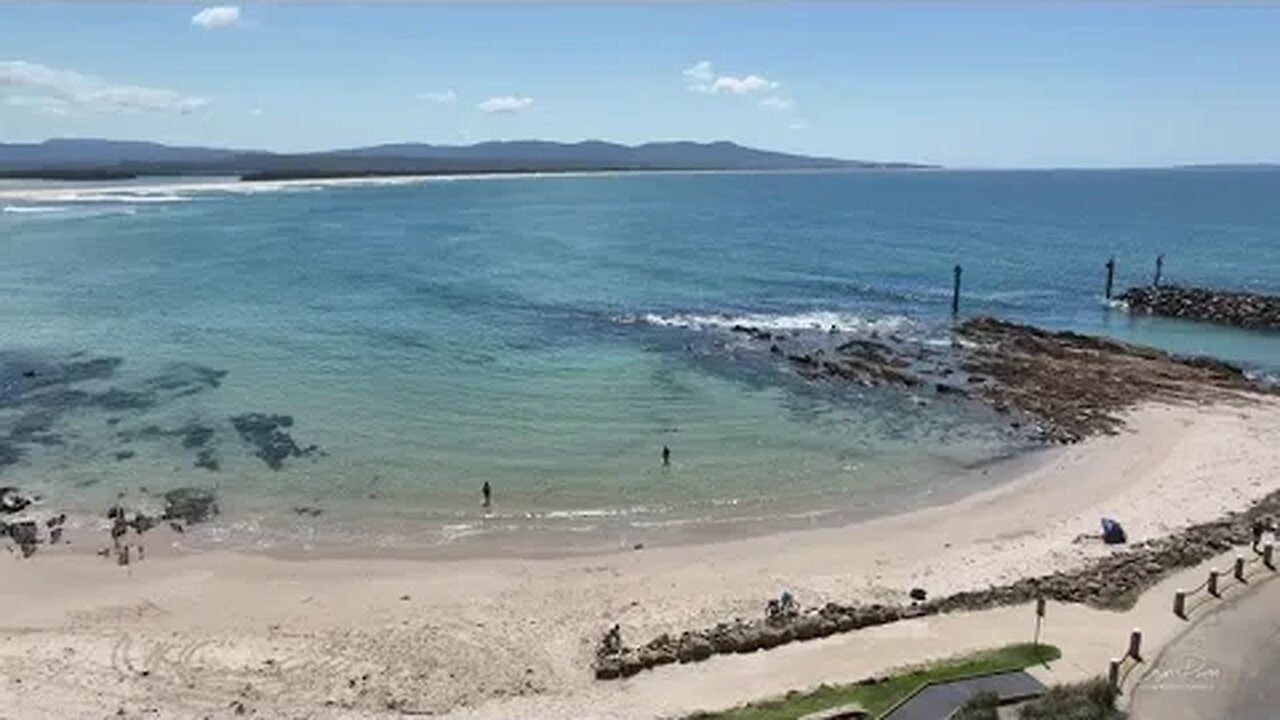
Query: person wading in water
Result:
<box><xmin>482</xmin><ymin>481</ymin><xmax>492</xmax><ymax>509</ymax></box>
<box><xmin>662</xmin><ymin>445</ymin><xmax>671</xmax><ymax>467</ymax></box>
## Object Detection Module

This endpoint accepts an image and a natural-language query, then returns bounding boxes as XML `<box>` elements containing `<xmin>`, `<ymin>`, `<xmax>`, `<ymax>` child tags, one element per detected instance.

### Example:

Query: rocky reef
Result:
<box><xmin>231</xmin><ymin>413</ymin><xmax>321</xmax><ymax>471</ymax></box>
<box><xmin>737</xmin><ymin>316</ymin><xmax>1269</xmax><ymax>445</ymax></box>
<box><xmin>954</xmin><ymin>316</ymin><xmax>1263</xmax><ymax>443</ymax></box>
<box><xmin>1119</xmin><ymin>285</ymin><xmax>1280</xmax><ymax>330</ymax></box>
<box><xmin>596</xmin><ymin>486</ymin><xmax>1280</xmax><ymax>680</ymax></box>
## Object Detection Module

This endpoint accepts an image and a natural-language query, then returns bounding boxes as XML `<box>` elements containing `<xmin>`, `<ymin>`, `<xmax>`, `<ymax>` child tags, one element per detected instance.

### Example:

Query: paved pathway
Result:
<box><xmin>1130</xmin><ymin>572</ymin><xmax>1280</xmax><ymax>720</ymax></box>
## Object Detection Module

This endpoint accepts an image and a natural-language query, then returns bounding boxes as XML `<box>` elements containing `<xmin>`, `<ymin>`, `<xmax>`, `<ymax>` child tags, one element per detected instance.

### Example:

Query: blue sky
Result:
<box><xmin>2</xmin><ymin>4</ymin><xmax>1279</xmax><ymax>168</ymax></box>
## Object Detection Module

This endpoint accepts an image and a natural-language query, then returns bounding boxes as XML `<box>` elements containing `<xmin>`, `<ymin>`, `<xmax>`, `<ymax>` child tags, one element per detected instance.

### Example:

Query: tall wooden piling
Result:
<box><xmin>952</xmin><ymin>264</ymin><xmax>962</xmax><ymax>315</ymax></box>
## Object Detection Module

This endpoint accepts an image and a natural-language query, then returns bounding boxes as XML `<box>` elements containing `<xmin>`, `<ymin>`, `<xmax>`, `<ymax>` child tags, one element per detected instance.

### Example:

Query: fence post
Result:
<box><xmin>1108</xmin><ymin>658</ymin><xmax>1121</xmax><ymax>692</ymax></box>
<box><xmin>1208</xmin><ymin>569</ymin><xmax>1221</xmax><ymax>597</ymax></box>
<box><xmin>1105</xmin><ymin>256</ymin><xmax>1116</xmax><ymax>299</ymax></box>
<box><xmin>952</xmin><ymin>264</ymin><xmax>963</xmax><ymax>315</ymax></box>
<box><xmin>1173</xmin><ymin>590</ymin><xmax>1186</xmax><ymax>619</ymax></box>
<box><xmin>1128</xmin><ymin>628</ymin><xmax>1143</xmax><ymax>661</ymax></box>
<box><xmin>1235</xmin><ymin>555</ymin><xmax>1247</xmax><ymax>583</ymax></box>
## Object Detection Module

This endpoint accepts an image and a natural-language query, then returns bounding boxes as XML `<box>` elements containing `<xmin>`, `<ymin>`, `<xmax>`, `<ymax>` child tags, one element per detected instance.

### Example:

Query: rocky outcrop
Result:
<box><xmin>1119</xmin><ymin>285</ymin><xmax>1280</xmax><ymax>330</ymax></box>
<box><xmin>1</xmin><ymin>486</ymin><xmax>33</xmax><ymax>514</ymax></box>
<box><xmin>595</xmin><ymin>486</ymin><xmax>1280</xmax><ymax>680</ymax></box>
<box><xmin>727</xmin><ymin>315</ymin><xmax>1271</xmax><ymax>445</ymax></box>
<box><xmin>955</xmin><ymin>316</ymin><xmax>1265</xmax><ymax>443</ymax></box>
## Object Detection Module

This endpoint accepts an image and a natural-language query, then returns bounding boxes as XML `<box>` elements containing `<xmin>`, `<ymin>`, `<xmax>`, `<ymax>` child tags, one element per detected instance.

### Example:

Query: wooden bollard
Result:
<box><xmin>1208</xmin><ymin>569</ymin><xmax>1220</xmax><ymax>597</ymax></box>
<box><xmin>951</xmin><ymin>264</ymin><xmax>962</xmax><ymax>315</ymax></box>
<box><xmin>1128</xmin><ymin>628</ymin><xmax>1143</xmax><ymax>661</ymax></box>
<box><xmin>1108</xmin><ymin>657</ymin><xmax>1121</xmax><ymax>692</ymax></box>
<box><xmin>1173</xmin><ymin>590</ymin><xmax>1186</xmax><ymax>619</ymax></box>
<box><xmin>1235</xmin><ymin>555</ymin><xmax>1247</xmax><ymax>583</ymax></box>
<box><xmin>1105</xmin><ymin>256</ymin><xmax>1116</xmax><ymax>299</ymax></box>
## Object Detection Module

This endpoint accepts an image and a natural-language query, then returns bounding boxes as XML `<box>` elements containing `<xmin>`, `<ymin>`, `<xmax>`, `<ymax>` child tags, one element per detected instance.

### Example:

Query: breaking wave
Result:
<box><xmin>622</xmin><ymin>310</ymin><xmax>919</xmax><ymax>335</ymax></box>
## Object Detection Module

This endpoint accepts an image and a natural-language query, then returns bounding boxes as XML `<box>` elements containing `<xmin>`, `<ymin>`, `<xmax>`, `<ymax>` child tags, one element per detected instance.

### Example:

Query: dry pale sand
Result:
<box><xmin>2</xmin><ymin>399</ymin><xmax>1278</xmax><ymax>719</ymax></box>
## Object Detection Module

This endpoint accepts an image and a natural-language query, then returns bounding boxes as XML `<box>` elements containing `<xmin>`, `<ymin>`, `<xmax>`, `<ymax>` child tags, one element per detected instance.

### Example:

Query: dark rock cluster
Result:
<box><xmin>231</xmin><ymin>413</ymin><xmax>321</xmax><ymax>470</ymax></box>
<box><xmin>0</xmin><ymin>352</ymin><xmax>229</xmax><ymax>473</ymax></box>
<box><xmin>1119</xmin><ymin>285</ymin><xmax>1280</xmax><ymax>330</ymax></box>
<box><xmin>595</xmin><ymin>487</ymin><xmax>1280</xmax><ymax>680</ymax></box>
<box><xmin>161</xmin><ymin>487</ymin><xmax>220</xmax><ymax>525</ymax></box>
<box><xmin>1</xmin><ymin>489</ymin><xmax>65</xmax><ymax>558</ymax></box>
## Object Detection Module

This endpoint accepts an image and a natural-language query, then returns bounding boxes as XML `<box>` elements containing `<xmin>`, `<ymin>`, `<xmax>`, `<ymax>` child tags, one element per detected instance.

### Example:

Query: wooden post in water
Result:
<box><xmin>1105</xmin><ymin>256</ymin><xmax>1116</xmax><ymax>299</ymax></box>
<box><xmin>1153</xmin><ymin>253</ymin><xmax>1165</xmax><ymax>287</ymax></box>
<box><xmin>951</xmin><ymin>264</ymin><xmax>963</xmax><ymax>315</ymax></box>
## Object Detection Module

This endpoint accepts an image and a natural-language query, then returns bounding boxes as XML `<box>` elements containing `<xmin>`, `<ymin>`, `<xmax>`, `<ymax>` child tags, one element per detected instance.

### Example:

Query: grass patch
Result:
<box><xmin>683</xmin><ymin>642</ymin><xmax>1060</xmax><ymax>720</ymax></box>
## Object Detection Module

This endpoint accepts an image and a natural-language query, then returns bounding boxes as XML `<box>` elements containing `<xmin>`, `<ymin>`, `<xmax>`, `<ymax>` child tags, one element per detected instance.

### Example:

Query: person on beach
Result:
<box><xmin>662</xmin><ymin>445</ymin><xmax>671</xmax><ymax>467</ymax></box>
<box><xmin>482</xmin><ymin>481</ymin><xmax>491</xmax><ymax>509</ymax></box>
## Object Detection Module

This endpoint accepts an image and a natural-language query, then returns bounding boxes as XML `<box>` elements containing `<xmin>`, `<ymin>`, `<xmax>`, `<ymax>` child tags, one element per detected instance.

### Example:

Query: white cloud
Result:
<box><xmin>789</xmin><ymin>121</ymin><xmax>808</xmax><ymax>131</ymax></box>
<box><xmin>710</xmin><ymin>74</ymin><xmax>777</xmax><ymax>95</ymax></box>
<box><xmin>683</xmin><ymin>60</ymin><xmax>778</xmax><ymax>95</ymax></box>
<box><xmin>191</xmin><ymin>6</ymin><xmax>241</xmax><ymax>29</ymax></box>
<box><xmin>0</xmin><ymin>60</ymin><xmax>209</xmax><ymax>115</ymax></box>
<box><xmin>477</xmin><ymin>95</ymin><xmax>533</xmax><ymax>114</ymax></box>
<box><xmin>760</xmin><ymin>95</ymin><xmax>794</xmax><ymax>111</ymax></box>
<box><xmin>249</xmin><ymin>107</ymin><xmax>264</xmax><ymax>116</ymax></box>
<box><xmin>419</xmin><ymin>89</ymin><xmax>457</xmax><ymax>104</ymax></box>
<box><xmin>682</xmin><ymin>60</ymin><xmax>714</xmax><ymax>91</ymax></box>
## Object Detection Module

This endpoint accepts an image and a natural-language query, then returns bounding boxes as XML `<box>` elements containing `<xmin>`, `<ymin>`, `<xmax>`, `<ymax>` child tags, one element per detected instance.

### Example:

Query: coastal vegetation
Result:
<box><xmin>682</xmin><ymin>643</ymin><xmax>1061</xmax><ymax>720</ymax></box>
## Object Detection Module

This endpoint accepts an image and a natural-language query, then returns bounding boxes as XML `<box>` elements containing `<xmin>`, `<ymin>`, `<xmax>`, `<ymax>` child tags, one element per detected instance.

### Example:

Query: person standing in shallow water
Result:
<box><xmin>662</xmin><ymin>445</ymin><xmax>671</xmax><ymax>467</ymax></box>
<box><xmin>482</xmin><ymin>481</ymin><xmax>491</xmax><ymax>509</ymax></box>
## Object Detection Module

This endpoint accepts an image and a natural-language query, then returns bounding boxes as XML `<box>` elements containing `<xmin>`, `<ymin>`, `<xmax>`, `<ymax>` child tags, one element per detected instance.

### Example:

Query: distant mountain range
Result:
<box><xmin>0</xmin><ymin>138</ymin><xmax>933</xmax><ymax>181</ymax></box>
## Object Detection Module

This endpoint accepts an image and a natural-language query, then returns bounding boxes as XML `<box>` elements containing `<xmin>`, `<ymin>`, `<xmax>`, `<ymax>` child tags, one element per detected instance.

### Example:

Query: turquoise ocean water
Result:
<box><xmin>2</xmin><ymin>170</ymin><xmax>1278</xmax><ymax>553</ymax></box>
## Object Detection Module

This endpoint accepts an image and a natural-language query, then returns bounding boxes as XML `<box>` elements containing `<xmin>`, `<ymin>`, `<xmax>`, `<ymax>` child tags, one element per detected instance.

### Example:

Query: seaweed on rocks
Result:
<box><xmin>161</xmin><ymin>487</ymin><xmax>219</xmax><ymax>525</ymax></box>
<box><xmin>194</xmin><ymin>449</ymin><xmax>220</xmax><ymax>472</ymax></box>
<box><xmin>4</xmin><ymin>520</ymin><xmax>39</xmax><ymax>558</ymax></box>
<box><xmin>182</xmin><ymin>425</ymin><xmax>215</xmax><ymax>449</ymax></box>
<box><xmin>955</xmin><ymin>316</ymin><xmax>1266</xmax><ymax>443</ymax></box>
<box><xmin>231</xmin><ymin>413</ymin><xmax>320</xmax><ymax>470</ymax></box>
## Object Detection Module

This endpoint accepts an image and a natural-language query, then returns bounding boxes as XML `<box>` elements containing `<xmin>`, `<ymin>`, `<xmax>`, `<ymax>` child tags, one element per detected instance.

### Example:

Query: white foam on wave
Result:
<box><xmin>3</xmin><ymin>205</ymin><xmax>70</xmax><ymax>214</ymax></box>
<box><xmin>627</xmin><ymin>310</ymin><xmax>918</xmax><ymax>335</ymax></box>
<box><xmin>0</xmin><ymin>168</ymin><xmax>673</xmax><ymax>207</ymax></box>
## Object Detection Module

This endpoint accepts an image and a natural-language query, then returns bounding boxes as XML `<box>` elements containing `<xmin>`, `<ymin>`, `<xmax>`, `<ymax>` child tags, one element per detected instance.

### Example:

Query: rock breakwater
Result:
<box><xmin>595</xmin><ymin>487</ymin><xmax>1280</xmax><ymax>680</ymax></box>
<box><xmin>1119</xmin><ymin>285</ymin><xmax>1280</xmax><ymax>330</ymax></box>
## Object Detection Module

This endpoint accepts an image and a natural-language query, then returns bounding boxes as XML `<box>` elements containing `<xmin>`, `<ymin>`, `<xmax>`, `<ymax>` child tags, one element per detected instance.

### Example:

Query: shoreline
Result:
<box><xmin>3</xmin><ymin>398</ymin><xmax>1278</xmax><ymax>718</ymax></box>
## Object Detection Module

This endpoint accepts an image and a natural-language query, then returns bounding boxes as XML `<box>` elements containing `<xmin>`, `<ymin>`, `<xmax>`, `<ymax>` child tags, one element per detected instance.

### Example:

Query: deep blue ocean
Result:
<box><xmin>2</xmin><ymin>170</ymin><xmax>1278</xmax><ymax>552</ymax></box>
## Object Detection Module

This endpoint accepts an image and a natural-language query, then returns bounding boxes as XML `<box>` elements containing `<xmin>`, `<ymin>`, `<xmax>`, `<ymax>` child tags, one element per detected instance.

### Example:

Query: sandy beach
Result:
<box><xmin>3</xmin><ymin>397</ymin><xmax>1279</xmax><ymax>719</ymax></box>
